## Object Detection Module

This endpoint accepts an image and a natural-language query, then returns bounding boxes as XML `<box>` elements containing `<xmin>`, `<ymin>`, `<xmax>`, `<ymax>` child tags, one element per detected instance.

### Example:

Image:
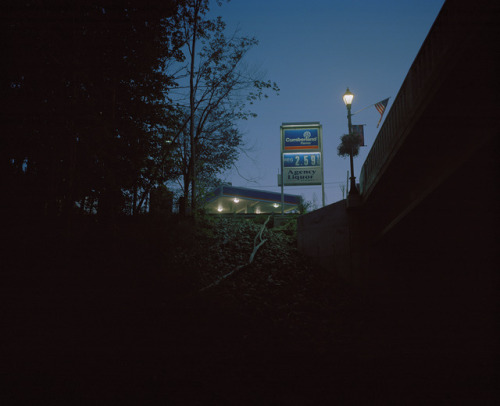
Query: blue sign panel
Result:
<box><xmin>283</xmin><ymin>128</ymin><xmax>319</xmax><ymax>150</ymax></box>
<box><xmin>283</xmin><ymin>152</ymin><xmax>321</xmax><ymax>167</ymax></box>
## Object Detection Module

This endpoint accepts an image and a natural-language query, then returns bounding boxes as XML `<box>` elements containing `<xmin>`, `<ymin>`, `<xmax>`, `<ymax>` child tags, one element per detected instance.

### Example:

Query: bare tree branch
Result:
<box><xmin>200</xmin><ymin>215</ymin><xmax>271</xmax><ymax>291</ymax></box>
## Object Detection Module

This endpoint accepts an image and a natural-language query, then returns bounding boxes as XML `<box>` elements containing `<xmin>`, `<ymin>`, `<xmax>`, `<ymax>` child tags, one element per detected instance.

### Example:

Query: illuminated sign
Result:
<box><xmin>283</xmin><ymin>152</ymin><xmax>321</xmax><ymax>167</ymax></box>
<box><xmin>283</xmin><ymin>128</ymin><xmax>319</xmax><ymax>150</ymax></box>
<box><xmin>280</xmin><ymin>123</ymin><xmax>323</xmax><ymax>187</ymax></box>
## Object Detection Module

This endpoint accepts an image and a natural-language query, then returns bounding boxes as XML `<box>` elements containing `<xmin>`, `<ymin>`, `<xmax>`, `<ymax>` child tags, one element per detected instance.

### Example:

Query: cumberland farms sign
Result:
<box><xmin>283</xmin><ymin>128</ymin><xmax>319</xmax><ymax>150</ymax></box>
<box><xmin>280</xmin><ymin>122</ymin><xmax>324</xmax><ymax>187</ymax></box>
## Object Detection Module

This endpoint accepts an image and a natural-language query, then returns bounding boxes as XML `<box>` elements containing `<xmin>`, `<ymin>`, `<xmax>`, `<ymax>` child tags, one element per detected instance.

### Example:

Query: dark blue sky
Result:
<box><xmin>209</xmin><ymin>0</ymin><xmax>445</xmax><ymax>206</ymax></box>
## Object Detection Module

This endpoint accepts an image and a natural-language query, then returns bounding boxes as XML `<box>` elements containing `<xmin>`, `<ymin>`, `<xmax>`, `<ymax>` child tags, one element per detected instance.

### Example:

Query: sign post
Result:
<box><xmin>280</xmin><ymin>122</ymin><xmax>325</xmax><ymax>212</ymax></box>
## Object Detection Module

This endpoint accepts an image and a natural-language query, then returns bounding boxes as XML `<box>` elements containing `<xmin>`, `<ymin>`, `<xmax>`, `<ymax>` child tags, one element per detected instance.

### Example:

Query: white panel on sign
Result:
<box><xmin>284</xmin><ymin>167</ymin><xmax>322</xmax><ymax>186</ymax></box>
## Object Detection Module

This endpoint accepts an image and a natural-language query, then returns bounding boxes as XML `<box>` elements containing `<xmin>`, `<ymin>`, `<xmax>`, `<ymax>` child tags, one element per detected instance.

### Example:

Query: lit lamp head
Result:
<box><xmin>343</xmin><ymin>88</ymin><xmax>354</xmax><ymax>106</ymax></box>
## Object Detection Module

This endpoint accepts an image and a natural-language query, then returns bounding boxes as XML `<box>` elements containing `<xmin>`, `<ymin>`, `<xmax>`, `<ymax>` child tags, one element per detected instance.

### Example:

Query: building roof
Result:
<box><xmin>203</xmin><ymin>185</ymin><xmax>301</xmax><ymax>214</ymax></box>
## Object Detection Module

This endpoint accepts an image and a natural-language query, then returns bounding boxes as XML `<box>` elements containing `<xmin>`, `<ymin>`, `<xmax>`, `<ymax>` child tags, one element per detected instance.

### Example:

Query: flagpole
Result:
<box><xmin>352</xmin><ymin>97</ymin><xmax>391</xmax><ymax>116</ymax></box>
<box><xmin>351</xmin><ymin>104</ymin><xmax>374</xmax><ymax>115</ymax></box>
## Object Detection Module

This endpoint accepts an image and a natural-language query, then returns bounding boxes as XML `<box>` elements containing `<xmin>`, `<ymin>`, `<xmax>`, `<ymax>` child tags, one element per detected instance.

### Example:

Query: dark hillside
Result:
<box><xmin>2</xmin><ymin>215</ymin><xmax>362</xmax><ymax>404</ymax></box>
<box><xmin>3</xmin><ymin>214</ymin><xmax>497</xmax><ymax>404</ymax></box>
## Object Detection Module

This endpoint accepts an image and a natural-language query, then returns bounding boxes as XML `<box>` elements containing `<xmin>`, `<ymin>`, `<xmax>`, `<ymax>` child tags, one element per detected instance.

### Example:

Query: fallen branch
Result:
<box><xmin>248</xmin><ymin>216</ymin><xmax>269</xmax><ymax>264</ymax></box>
<box><xmin>200</xmin><ymin>216</ymin><xmax>271</xmax><ymax>292</ymax></box>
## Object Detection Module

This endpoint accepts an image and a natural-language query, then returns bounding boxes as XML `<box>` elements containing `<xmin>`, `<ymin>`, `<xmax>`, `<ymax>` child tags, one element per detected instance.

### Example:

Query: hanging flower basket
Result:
<box><xmin>337</xmin><ymin>133</ymin><xmax>362</xmax><ymax>157</ymax></box>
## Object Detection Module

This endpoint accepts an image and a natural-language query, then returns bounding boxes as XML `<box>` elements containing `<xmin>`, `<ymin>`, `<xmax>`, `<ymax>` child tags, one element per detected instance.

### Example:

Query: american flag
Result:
<box><xmin>375</xmin><ymin>98</ymin><xmax>389</xmax><ymax>128</ymax></box>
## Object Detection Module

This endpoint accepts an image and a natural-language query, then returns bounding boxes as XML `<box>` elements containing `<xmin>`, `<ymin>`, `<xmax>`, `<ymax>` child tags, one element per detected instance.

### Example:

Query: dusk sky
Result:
<box><xmin>208</xmin><ymin>0</ymin><xmax>445</xmax><ymax>207</ymax></box>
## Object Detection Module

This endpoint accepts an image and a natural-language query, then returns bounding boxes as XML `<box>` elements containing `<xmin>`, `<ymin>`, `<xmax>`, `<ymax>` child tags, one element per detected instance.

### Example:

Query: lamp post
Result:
<box><xmin>343</xmin><ymin>88</ymin><xmax>358</xmax><ymax>196</ymax></box>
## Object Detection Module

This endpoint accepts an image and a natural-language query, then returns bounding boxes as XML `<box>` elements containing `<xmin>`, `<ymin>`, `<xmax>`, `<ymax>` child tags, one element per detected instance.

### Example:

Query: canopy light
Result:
<box><xmin>273</xmin><ymin>203</ymin><xmax>279</xmax><ymax>208</ymax></box>
<box><xmin>233</xmin><ymin>198</ymin><xmax>240</xmax><ymax>203</ymax></box>
<box><xmin>217</xmin><ymin>207</ymin><xmax>223</xmax><ymax>212</ymax></box>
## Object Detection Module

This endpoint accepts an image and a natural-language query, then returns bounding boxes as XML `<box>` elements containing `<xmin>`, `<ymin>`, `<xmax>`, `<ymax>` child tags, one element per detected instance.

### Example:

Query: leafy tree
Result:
<box><xmin>1</xmin><ymin>0</ymin><xmax>183</xmax><ymax>220</ymax></box>
<box><xmin>169</xmin><ymin>0</ymin><xmax>279</xmax><ymax>212</ymax></box>
<box><xmin>297</xmin><ymin>197</ymin><xmax>312</xmax><ymax>215</ymax></box>
<box><xmin>173</xmin><ymin>106</ymin><xmax>242</xmax><ymax>202</ymax></box>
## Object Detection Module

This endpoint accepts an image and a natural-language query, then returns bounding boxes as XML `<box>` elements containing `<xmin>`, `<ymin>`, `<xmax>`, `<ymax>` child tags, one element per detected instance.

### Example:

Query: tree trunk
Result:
<box><xmin>132</xmin><ymin>184</ymin><xmax>138</xmax><ymax>215</ymax></box>
<box><xmin>189</xmin><ymin>1</ymin><xmax>199</xmax><ymax>214</ymax></box>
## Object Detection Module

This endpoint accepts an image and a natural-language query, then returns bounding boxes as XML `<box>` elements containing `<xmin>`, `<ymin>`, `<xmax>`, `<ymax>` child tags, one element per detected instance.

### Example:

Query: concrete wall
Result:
<box><xmin>297</xmin><ymin>200</ymin><xmax>352</xmax><ymax>280</ymax></box>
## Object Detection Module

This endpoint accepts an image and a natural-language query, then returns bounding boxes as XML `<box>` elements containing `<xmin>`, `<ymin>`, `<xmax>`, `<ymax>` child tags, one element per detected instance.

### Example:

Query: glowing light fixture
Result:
<box><xmin>273</xmin><ymin>203</ymin><xmax>279</xmax><ymax>208</ymax></box>
<box><xmin>343</xmin><ymin>87</ymin><xmax>354</xmax><ymax>106</ymax></box>
<box><xmin>217</xmin><ymin>207</ymin><xmax>223</xmax><ymax>212</ymax></box>
<box><xmin>233</xmin><ymin>198</ymin><xmax>240</xmax><ymax>203</ymax></box>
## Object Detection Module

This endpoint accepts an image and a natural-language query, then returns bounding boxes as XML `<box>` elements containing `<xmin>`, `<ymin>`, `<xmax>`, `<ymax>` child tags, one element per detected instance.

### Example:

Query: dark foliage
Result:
<box><xmin>337</xmin><ymin>133</ymin><xmax>362</xmax><ymax>157</ymax></box>
<box><xmin>2</xmin><ymin>213</ymin><xmax>359</xmax><ymax>404</ymax></box>
<box><xmin>4</xmin><ymin>213</ymin><xmax>496</xmax><ymax>403</ymax></box>
<box><xmin>1</xmin><ymin>0</ymin><xmax>182</xmax><ymax>219</ymax></box>
<box><xmin>1</xmin><ymin>0</ymin><xmax>279</xmax><ymax>220</ymax></box>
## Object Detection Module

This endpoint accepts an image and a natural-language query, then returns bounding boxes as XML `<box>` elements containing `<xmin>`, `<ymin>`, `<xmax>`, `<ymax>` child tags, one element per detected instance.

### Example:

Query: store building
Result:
<box><xmin>203</xmin><ymin>185</ymin><xmax>301</xmax><ymax>214</ymax></box>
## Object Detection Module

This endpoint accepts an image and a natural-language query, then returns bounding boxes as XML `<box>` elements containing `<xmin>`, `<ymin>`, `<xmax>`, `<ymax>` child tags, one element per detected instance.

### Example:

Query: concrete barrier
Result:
<box><xmin>297</xmin><ymin>200</ymin><xmax>353</xmax><ymax>281</ymax></box>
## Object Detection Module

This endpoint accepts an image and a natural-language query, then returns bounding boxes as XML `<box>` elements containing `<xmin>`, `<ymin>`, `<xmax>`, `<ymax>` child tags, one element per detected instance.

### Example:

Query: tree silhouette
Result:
<box><xmin>169</xmin><ymin>0</ymin><xmax>279</xmax><ymax>212</ymax></box>
<box><xmin>1</xmin><ymin>0</ymin><xmax>182</xmax><ymax>220</ymax></box>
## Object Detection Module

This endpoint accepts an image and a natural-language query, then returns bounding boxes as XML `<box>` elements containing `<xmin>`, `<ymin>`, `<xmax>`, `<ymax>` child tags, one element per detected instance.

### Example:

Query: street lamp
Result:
<box><xmin>343</xmin><ymin>87</ymin><xmax>359</xmax><ymax>196</ymax></box>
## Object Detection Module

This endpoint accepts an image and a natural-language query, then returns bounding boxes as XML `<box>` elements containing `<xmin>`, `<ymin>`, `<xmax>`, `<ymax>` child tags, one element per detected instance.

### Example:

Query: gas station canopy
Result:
<box><xmin>203</xmin><ymin>185</ymin><xmax>301</xmax><ymax>214</ymax></box>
